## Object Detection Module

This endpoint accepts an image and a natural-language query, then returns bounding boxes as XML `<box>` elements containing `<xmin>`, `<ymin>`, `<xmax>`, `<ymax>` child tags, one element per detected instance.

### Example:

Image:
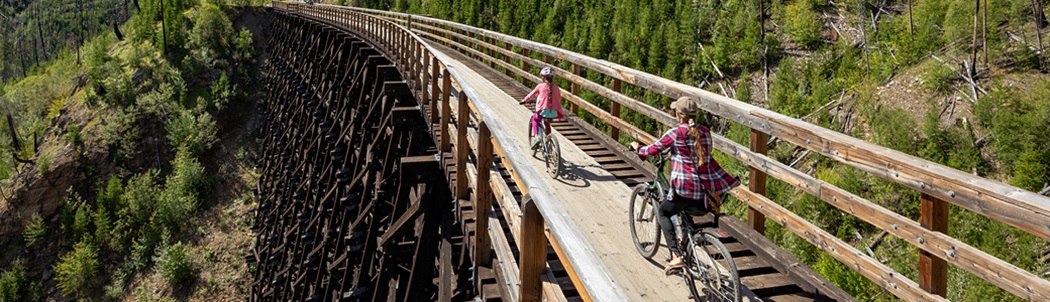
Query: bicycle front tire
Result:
<box><xmin>544</xmin><ymin>135</ymin><xmax>561</xmax><ymax>178</ymax></box>
<box><xmin>628</xmin><ymin>184</ymin><xmax>661</xmax><ymax>258</ymax></box>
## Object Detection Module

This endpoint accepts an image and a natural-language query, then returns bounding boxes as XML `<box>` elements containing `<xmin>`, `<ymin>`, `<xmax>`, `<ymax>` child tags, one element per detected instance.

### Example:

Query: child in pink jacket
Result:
<box><xmin>519</xmin><ymin>66</ymin><xmax>566</xmax><ymax>149</ymax></box>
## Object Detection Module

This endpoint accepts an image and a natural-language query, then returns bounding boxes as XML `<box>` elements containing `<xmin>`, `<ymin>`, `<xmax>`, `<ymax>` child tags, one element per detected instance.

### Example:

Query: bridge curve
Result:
<box><xmin>261</xmin><ymin>2</ymin><xmax>1050</xmax><ymax>301</ymax></box>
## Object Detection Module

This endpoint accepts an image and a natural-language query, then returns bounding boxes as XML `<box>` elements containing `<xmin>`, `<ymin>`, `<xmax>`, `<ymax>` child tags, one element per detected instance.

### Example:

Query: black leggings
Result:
<box><xmin>658</xmin><ymin>194</ymin><xmax>707</xmax><ymax>256</ymax></box>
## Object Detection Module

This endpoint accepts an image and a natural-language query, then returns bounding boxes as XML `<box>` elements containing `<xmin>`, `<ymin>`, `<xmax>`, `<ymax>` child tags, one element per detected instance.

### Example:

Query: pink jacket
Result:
<box><xmin>524</xmin><ymin>83</ymin><xmax>565</xmax><ymax>119</ymax></box>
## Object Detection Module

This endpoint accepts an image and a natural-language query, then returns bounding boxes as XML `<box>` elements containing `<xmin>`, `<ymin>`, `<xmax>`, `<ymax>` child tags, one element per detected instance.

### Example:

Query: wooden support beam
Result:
<box><xmin>473</xmin><ymin>123</ymin><xmax>495</xmax><ymax>268</ymax></box>
<box><xmin>920</xmin><ymin>193</ymin><xmax>948</xmax><ymax>297</ymax></box>
<box><xmin>404</xmin><ymin>184</ymin><xmax>444</xmax><ymax>302</ymax></box>
<box><xmin>749</xmin><ymin>130</ymin><xmax>769</xmax><ymax>235</ymax></box>
<box><xmin>438</xmin><ymin>210</ymin><xmax>455</xmax><ymax>302</ymax></box>
<box><xmin>377</xmin><ymin>188</ymin><xmax>429</xmax><ymax>248</ymax></box>
<box><xmin>518</xmin><ymin>195</ymin><xmax>545</xmax><ymax>302</ymax></box>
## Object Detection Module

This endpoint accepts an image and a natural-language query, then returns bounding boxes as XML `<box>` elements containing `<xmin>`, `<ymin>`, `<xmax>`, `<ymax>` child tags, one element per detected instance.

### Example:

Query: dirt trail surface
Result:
<box><xmin>429</xmin><ymin>44</ymin><xmax>762</xmax><ymax>301</ymax></box>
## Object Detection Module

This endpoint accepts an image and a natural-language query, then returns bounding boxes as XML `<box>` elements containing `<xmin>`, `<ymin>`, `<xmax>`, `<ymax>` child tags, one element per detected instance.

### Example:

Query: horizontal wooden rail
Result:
<box><xmin>279</xmin><ymin>3</ymin><xmax>630</xmax><ymax>301</ymax></box>
<box><xmin>337</xmin><ymin>5</ymin><xmax>1050</xmax><ymax>301</ymax></box>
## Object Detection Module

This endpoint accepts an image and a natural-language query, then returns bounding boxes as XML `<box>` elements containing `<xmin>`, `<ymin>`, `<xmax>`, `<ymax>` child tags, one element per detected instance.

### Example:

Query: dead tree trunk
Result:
<box><xmin>971</xmin><ymin>0</ymin><xmax>980</xmax><ymax>76</ymax></box>
<box><xmin>908</xmin><ymin>0</ymin><xmax>915</xmax><ymax>34</ymax></box>
<box><xmin>1034</xmin><ymin>0</ymin><xmax>1048</xmax><ymax>29</ymax></box>
<box><xmin>983</xmin><ymin>0</ymin><xmax>988</xmax><ymax>64</ymax></box>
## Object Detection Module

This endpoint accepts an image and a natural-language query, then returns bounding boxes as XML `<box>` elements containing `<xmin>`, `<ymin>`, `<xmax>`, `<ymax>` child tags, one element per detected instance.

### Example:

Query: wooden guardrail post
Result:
<box><xmin>487</xmin><ymin>37</ymin><xmax>498</xmax><ymax>70</ymax></box>
<box><xmin>421</xmin><ymin>51</ymin><xmax>430</xmax><ymax>105</ymax></box>
<box><xmin>474</xmin><ymin>123</ymin><xmax>495</xmax><ymax>268</ymax></box>
<box><xmin>919</xmin><ymin>193</ymin><xmax>948</xmax><ymax>297</ymax></box>
<box><xmin>519</xmin><ymin>195</ymin><xmax>545</xmax><ymax>302</ymax></box>
<box><xmin>610</xmin><ymin>79</ymin><xmax>622</xmax><ymax>141</ymax></box>
<box><xmin>520</xmin><ymin>49</ymin><xmax>530</xmax><ymax>86</ymax></box>
<box><xmin>503</xmin><ymin>42</ymin><xmax>514</xmax><ymax>78</ymax></box>
<box><xmin>570</xmin><ymin>64</ymin><xmax>581</xmax><ymax>115</ymax></box>
<box><xmin>455</xmin><ymin>93</ymin><xmax>470</xmax><ymax>199</ymax></box>
<box><xmin>430</xmin><ymin>58</ymin><xmax>440</xmax><ymax>123</ymax></box>
<box><xmin>749</xmin><ymin>130</ymin><xmax>769</xmax><ymax>235</ymax></box>
<box><xmin>439</xmin><ymin>69</ymin><xmax>452</xmax><ymax>152</ymax></box>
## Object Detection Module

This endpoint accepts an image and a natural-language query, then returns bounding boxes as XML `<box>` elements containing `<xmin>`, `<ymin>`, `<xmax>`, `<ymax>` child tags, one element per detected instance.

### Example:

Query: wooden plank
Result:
<box><xmin>919</xmin><ymin>193</ymin><xmax>948</xmax><ymax>297</ymax></box>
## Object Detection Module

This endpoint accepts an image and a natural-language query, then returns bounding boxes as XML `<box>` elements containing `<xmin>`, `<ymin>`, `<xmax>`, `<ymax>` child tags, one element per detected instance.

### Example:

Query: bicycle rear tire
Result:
<box><xmin>689</xmin><ymin>231</ymin><xmax>740</xmax><ymax>302</ymax></box>
<box><xmin>629</xmin><ymin>184</ymin><xmax>661</xmax><ymax>258</ymax></box>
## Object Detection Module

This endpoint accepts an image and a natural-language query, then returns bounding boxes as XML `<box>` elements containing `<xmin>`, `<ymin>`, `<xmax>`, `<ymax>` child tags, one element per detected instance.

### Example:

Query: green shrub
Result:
<box><xmin>120</xmin><ymin>170</ymin><xmax>161</xmax><ymax>232</ymax></box>
<box><xmin>783</xmin><ymin>0</ymin><xmax>823</xmax><ymax>49</ymax></box>
<box><xmin>210</xmin><ymin>72</ymin><xmax>232</xmax><ymax>111</ymax></box>
<box><xmin>155</xmin><ymin>150</ymin><xmax>208</xmax><ymax>234</ymax></box>
<box><xmin>72</xmin><ymin>204</ymin><xmax>93</xmax><ymax>241</ymax></box>
<box><xmin>0</xmin><ymin>259</ymin><xmax>36</xmax><ymax>301</ymax></box>
<box><xmin>65</xmin><ymin>125</ymin><xmax>82</xmax><ymax>146</ymax></box>
<box><xmin>54</xmin><ymin>240</ymin><xmax>100</xmax><ymax>298</ymax></box>
<box><xmin>94</xmin><ymin>203</ymin><xmax>114</xmax><ymax>248</ymax></box>
<box><xmin>919</xmin><ymin>60</ymin><xmax>958</xmax><ymax>93</ymax></box>
<box><xmin>23</xmin><ymin>214</ymin><xmax>46</xmax><ymax>247</ymax></box>
<box><xmin>188</xmin><ymin>4</ymin><xmax>234</xmax><ymax>55</ymax></box>
<box><xmin>166</xmin><ymin>109</ymin><xmax>218</xmax><ymax>155</ymax></box>
<box><xmin>155</xmin><ymin>242</ymin><xmax>195</xmax><ymax>285</ymax></box>
<box><xmin>101</xmin><ymin>105</ymin><xmax>140</xmax><ymax>161</ymax></box>
<box><xmin>35</xmin><ymin>153</ymin><xmax>50</xmax><ymax>176</ymax></box>
<box><xmin>97</xmin><ymin>176</ymin><xmax>125</xmax><ymax>214</ymax></box>
<box><xmin>235</xmin><ymin>27</ymin><xmax>255</xmax><ymax>64</ymax></box>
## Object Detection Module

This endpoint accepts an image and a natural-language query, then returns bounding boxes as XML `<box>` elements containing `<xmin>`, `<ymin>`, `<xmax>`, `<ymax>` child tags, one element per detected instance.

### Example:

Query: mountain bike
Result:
<box><xmin>528</xmin><ymin>117</ymin><xmax>561</xmax><ymax>178</ymax></box>
<box><xmin>627</xmin><ymin>150</ymin><xmax>740</xmax><ymax>302</ymax></box>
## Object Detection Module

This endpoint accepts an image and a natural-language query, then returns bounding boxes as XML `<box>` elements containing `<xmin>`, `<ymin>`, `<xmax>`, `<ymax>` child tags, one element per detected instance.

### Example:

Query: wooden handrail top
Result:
<box><xmin>279</xmin><ymin>4</ymin><xmax>631</xmax><ymax>300</ymax></box>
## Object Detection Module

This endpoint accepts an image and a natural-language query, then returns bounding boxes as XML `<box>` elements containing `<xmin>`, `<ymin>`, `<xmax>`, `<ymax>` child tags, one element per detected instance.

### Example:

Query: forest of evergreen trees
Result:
<box><xmin>0</xmin><ymin>0</ymin><xmax>131</xmax><ymax>80</ymax></box>
<box><xmin>350</xmin><ymin>0</ymin><xmax>1050</xmax><ymax>300</ymax></box>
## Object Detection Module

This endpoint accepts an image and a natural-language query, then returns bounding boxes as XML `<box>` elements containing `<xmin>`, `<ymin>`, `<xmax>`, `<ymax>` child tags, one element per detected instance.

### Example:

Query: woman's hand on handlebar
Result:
<box><xmin>629</xmin><ymin>142</ymin><xmax>641</xmax><ymax>151</ymax></box>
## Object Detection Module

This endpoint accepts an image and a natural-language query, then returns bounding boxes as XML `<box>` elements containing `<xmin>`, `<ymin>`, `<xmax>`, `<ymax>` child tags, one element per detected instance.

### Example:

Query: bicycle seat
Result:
<box><xmin>683</xmin><ymin>206</ymin><xmax>707</xmax><ymax>216</ymax></box>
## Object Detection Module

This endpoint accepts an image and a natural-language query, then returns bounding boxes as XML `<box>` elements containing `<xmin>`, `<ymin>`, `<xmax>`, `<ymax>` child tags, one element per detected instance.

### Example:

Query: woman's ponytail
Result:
<box><xmin>688</xmin><ymin>123</ymin><xmax>708</xmax><ymax>166</ymax></box>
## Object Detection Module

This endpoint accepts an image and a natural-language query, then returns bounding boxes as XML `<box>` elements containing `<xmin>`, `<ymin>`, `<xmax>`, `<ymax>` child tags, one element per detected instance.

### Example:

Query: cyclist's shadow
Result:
<box><xmin>552</xmin><ymin>162</ymin><xmax>623</xmax><ymax>188</ymax></box>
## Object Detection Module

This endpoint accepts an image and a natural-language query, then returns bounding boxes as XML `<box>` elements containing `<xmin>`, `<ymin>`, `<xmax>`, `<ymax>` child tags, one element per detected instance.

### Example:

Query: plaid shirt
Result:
<box><xmin>637</xmin><ymin>124</ymin><xmax>740</xmax><ymax>201</ymax></box>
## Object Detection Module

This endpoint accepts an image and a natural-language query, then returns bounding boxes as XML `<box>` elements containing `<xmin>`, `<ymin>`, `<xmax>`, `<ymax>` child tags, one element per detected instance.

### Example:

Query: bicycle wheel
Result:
<box><xmin>628</xmin><ymin>184</ymin><xmax>661</xmax><ymax>258</ymax></box>
<box><xmin>690</xmin><ymin>231</ymin><xmax>741</xmax><ymax>302</ymax></box>
<box><xmin>543</xmin><ymin>135</ymin><xmax>561</xmax><ymax>178</ymax></box>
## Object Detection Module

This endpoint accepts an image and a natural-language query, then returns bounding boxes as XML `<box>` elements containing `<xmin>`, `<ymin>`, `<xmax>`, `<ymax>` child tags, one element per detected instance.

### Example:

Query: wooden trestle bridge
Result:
<box><xmin>250</xmin><ymin>2</ymin><xmax>1050</xmax><ymax>301</ymax></box>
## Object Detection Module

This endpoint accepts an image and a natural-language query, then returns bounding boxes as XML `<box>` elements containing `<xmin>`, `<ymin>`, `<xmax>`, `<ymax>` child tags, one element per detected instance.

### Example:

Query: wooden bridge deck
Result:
<box><xmin>430</xmin><ymin>42</ymin><xmax>694</xmax><ymax>301</ymax></box>
<box><xmin>427</xmin><ymin>41</ymin><xmax>833</xmax><ymax>301</ymax></box>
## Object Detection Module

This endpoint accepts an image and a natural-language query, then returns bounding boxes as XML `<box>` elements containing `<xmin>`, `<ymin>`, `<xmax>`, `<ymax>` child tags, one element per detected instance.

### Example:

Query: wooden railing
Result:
<box><xmin>272</xmin><ymin>3</ymin><xmax>630</xmax><ymax>301</ymax></box>
<box><xmin>335</xmin><ymin>4</ymin><xmax>1050</xmax><ymax>301</ymax></box>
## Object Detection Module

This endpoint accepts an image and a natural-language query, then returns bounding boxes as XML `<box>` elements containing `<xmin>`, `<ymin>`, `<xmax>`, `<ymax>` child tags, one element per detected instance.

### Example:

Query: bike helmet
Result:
<box><xmin>540</xmin><ymin>66</ymin><xmax>555</xmax><ymax>78</ymax></box>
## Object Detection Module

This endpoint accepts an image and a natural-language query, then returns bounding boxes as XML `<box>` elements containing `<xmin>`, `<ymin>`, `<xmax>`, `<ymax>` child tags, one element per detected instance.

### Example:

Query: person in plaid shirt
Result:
<box><xmin>630</xmin><ymin>96</ymin><xmax>740</xmax><ymax>273</ymax></box>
